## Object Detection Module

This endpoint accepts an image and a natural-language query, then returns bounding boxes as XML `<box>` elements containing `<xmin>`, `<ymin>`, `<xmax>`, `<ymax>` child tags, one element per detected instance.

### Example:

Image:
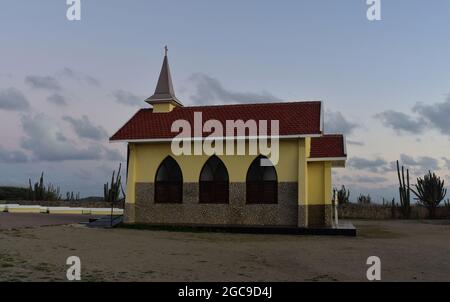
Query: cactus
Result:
<box><xmin>65</xmin><ymin>191</ymin><xmax>80</xmax><ymax>201</ymax></box>
<box><xmin>333</xmin><ymin>185</ymin><xmax>350</xmax><ymax>205</ymax></box>
<box><xmin>444</xmin><ymin>199</ymin><xmax>450</xmax><ymax>209</ymax></box>
<box><xmin>104</xmin><ymin>163</ymin><xmax>124</xmax><ymax>203</ymax></box>
<box><xmin>357</xmin><ymin>194</ymin><xmax>371</xmax><ymax>204</ymax></box>
<box><xmin>27</xmin><ymin>172</ymin><xmax>61</xmax><ymax>201</ymax></box>
<box><xmin>28</xmin><ymin>178</ymin><xmax>34</xmax><ymax>200</ymax></box>
<box><xmin>391</xmin><ymin>198</ymin><xmax>396</xmax><ymax>219</ymax></box>
<box><xmin>410</xmin><ymin>171</ymin><xmax>447</xmax><ymax>219</ymax></box>
<box><xmin>396</xmin><ymin>160</ymin><xmax>411</xmax><ymax>219</ymax></box>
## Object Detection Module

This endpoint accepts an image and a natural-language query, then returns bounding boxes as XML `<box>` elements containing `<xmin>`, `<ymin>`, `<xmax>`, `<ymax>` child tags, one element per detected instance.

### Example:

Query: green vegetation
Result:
<box><xmin>65</xmin><ymin>191</ymin><xmax>80</xmax><ymax>201</ymax></box>
<box><xmin>357</xmin><ymin>194</ymin><xmax>372</xmax><ymax>204</ymax></box>
<box><xmin>382</xmin><ymin>198</ymin><xmax>397</xmax><ymax>218</ymax></box>
<box><xmin>1</xmin><ymin>173</ymin><xmax>81</xmax><ymax>202</ymax></box>
<box><xmin>410</xmin><ymin>171</ymin><xmax>447</xmax><ymax>219</ymax></box>
<box><xmin>0</xmin><ymin>186</ymin><xmax>29</xmax><ymax>200</ymax></box>
<box><xmin>104</xmin><ymin>163</ymin><xmax>125</xmax><ymax>203</ymax></box>
<box><xmin>333</xmin><ymin>185</ymin><xmax>350</xmax><ymax>205</ymax></box>
<box><xmin>28</xmin><ymin>172</ymin><xmax>61</xmax><ymax>201</ymax></box>
<box><xmin>396</xmin><ymin>160</ymin><xmax>411</xmax><ymax>219</ymax></box>
<box><xmin>444</xmin><ymin>199</ymin><xmax>450</xmax><ymax>209</ymax></box>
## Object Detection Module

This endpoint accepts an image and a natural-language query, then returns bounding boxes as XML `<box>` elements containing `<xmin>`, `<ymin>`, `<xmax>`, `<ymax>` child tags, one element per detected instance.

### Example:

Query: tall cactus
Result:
<box><xmin>445</xmin><ymin>199</ymin><xmax>450</xmax><ymax>209</ymax></box>
<box><xmin>104</xmin><ymin>163</ymin><xmax>124</xmax><ymax>203</ymax></box>
<box><xmin>27</xmin><ymin>172</ymin><xmax>61</xmax><ymax>201</ymax></box>
<box><xmin>333</xmin><ymin>185</ymin><xmax>350</xmax><ymax>205</ymax></box>
<box><xmin>396</xmin><ymin>160</ymin><xmax>411</xmax><ymax>219</ymax></box>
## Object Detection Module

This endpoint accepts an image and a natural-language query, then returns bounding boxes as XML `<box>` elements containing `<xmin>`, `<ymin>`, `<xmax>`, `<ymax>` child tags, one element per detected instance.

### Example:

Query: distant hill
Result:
<box><xmin>0</xmin><ymin>186</ymin><xmax>29</xmax><ymax>200</ymax></box>
<box><xmin>78</xmin><ymin>196</ymin><xmax>104</xmax><ymax>202</ymax></box>
<box><xmin>0</xmin><ymin>186</ymin><xmax>103</xmax><ymax>202</ymax></box>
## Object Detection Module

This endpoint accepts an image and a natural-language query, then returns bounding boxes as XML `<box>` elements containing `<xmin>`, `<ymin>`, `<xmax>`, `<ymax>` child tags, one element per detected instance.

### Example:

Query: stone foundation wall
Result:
<box><xmin>124</xmin><ymin>202</ymin><xmax>136</xmax><ymax>223</ymax></box>
<box><xmin>133</xmin><ymin>182</ymin><xmax>298</xmax><ymax>226</ymax></box>
<box><xmin>298</xmin><ymin>204</ymin><xmax>332</xmax><ymax>227</ymax></box>
<box><xmin>0</xmin><ymin>200</ymin><xmax>122</xmax><ymax>209</ymax></box>
<box><xmin>339</xmin><ymin>203</ymin><xmax>450</xmax><ymax>220</ymax></box>
<box><xmin>128</xmin><ymin>182</ymin><xmax>333</xmax><ymax>227</ymax></box>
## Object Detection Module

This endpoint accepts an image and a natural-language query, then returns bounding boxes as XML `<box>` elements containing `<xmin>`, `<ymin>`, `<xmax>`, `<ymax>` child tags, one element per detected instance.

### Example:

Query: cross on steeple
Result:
<box><xmin>145</xmin><ymin>46</ymin><xmax>183</xmax><ymax>108</ymax></box>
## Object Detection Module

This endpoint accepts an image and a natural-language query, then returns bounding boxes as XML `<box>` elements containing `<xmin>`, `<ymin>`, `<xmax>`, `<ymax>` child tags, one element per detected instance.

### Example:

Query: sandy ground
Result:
<box><xmin>0</xmin><ymin>215</ymin><xmax>449</xmax><ymax>282</ymax></box>
<box><xmin>0</xmin><ymin>213</ymin><xmax>99</xmax><ymax>229</ymax></box>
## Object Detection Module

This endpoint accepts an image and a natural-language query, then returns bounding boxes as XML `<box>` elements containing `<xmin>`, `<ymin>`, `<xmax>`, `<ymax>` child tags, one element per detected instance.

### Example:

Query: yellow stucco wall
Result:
<box><xmin>307</xmin><ymin>161</ymin><xmax>332</xmax><ymax>205</ymax></box>
<box><xmin>152</xmin><ymin>102</ymin><xmax>176</xmax><ymax>113</ymax></box>
<box><xmin>125</xmin><ymin>138</ymin><xmax>335</xmax><ymax>207</ymax></box>
<box><xmin>133</xmin><ymin>139</ymin><xmax>299</xmax><ymax>183</ymax></box>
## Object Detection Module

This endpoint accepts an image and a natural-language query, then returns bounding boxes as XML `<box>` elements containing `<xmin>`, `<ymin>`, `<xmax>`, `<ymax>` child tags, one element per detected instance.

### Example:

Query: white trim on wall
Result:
<box><xmin>307</xmin><ymin>157</ymin><xmax>347</xmax><ymax>162</ymax></box>
<box><xmin>110</xmin><ymin>134</ymin><xmax>322</xmax><ymax>143</ymax></box>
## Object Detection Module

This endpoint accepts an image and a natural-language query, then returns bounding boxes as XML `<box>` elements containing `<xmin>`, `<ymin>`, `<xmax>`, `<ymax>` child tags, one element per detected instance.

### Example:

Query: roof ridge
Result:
<box><xmin>138</xmin><ymin>101</ymin><xmax>321</xmax><ymax>112</ymax></box>
<box><xmin>171</xmin><ymin>100</ymin><xmax>322</xmax><ymax>110</ymax></box>
<box><xmin>318</xmin><ymin>134</ymin><xmax>344</xmax><ymax>137</ymax></box>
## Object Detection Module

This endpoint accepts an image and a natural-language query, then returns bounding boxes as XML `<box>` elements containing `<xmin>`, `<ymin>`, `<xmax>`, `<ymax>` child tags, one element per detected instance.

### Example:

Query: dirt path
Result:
<box><xmin>0</xmin><ymin>212</ymin><xmax>98</xmax><ymax>229</ymax></box>
<box><xmin>0</xmin><ymin>219</ymin><xmax>449</xmax><ymax>281</ymax></box>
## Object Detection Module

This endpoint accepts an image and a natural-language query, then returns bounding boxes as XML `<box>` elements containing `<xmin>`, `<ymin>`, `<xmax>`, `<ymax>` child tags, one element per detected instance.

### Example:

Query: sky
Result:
<box><xmin>1</xmin><ymin>0</ymin><xmax>450</xmax><ymax>201</ymax></box>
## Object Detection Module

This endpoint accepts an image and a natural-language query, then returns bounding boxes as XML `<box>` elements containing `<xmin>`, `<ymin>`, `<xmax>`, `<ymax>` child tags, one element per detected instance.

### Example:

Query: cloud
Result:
<box><xmin>412</xmin><ymin>96</ymin><xmax>450</xmax><ymax>136</ymax></box>
<box><xmin>347</xmin><ymin>156</ymin><xmax>388</xmax><ymax>172</ymax></box>
<box><xmin>347</xmin><ymin>140</ymin><xmax>364</xmax><ymax>146</ymax></box>
<box><xmin>442</xmin><ymin>157</ymin><xmax>450</xmax><ymax>169</ymax></box>
<box><xmin>112</xmin><ymin>89</ymin><xmax>142</xmax><ymax>106</ymax></box>
<box><xmin>20</xmin><ymin>114</ymin><xmax>103</xmax><ymax>161</ymax></box>
<box><xmin>63</xmin><ymin>115</ymin><xmax>108</xmax><ymax>141</ymax></box>
<box><xmin>340</xmin><ymin>174</ymin><xmax>387</xmax><ymax>184</ymax></box>
<box><xmin>324</xmin><ymin>111</ymin><xmax>358</xmax><ymax>135</ymax></box>
<box><xmin>400</xmin><ymin>154</ymin><xmax>439</xmax><ymax>171</ymax></box>
<box><xmin>47</xmin><ymin>93</ymin><xmax>68</xmax><ymax>106</ymax></box>
<box><xmin>0</xmin><ymin>73</ymin><xmax>13</xmax><ymax>79</ymax></box>
<box><xmin>188</xmin><ymin>73</ymin><xmax>280</xmax><ymax>105</ymax></box>
<box><xmin>104</xmin><ymin>147</ymin><xmax>125</xmax><ymax>161</ymax></box>
<box><xmin>0</xmin><ymin>87</ymin><xmax>30</xmax><ymax>111</ymax></box>
<box><xmin>58</xmin><ymin>67</ymin><xmax>101</xmax><ymax>87</ymax></box>
<box><xmin>73</xmin><ymin>168</ymin><xmax>93</xmax><ymax>180</ymax></box>
<box><xmin>374</xmin><ymin>110</ymin><xmax>424</xmax><ymax>134</ymax></box>
<box><xmin>0</xmin><ymin>147</ymin><xmax>28</xmax><ymax>163</ymax></box>
<box><xmin>354</xmin><ymin>175</ymin><xmax>388</xmax><ymax>183</ymax></box>
<box><xmin>25</xmin><ymin>75</ymin><xmax>61</xmax><ymax>91</ymax></box>
<box><xmin>376</xmin><ymin>95</ymin><xmax>450</xmax><ymax>137</ymax></box>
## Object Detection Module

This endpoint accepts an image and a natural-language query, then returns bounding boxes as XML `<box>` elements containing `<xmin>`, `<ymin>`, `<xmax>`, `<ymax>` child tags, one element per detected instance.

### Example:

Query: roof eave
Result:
<box><xmin>145</xmin><ymin>97</ymin><xmax>184</xmax><ymax>107</ymax></box>
<box><xmin>109</xmin><ymin>133</ymin><xmax>322</xmax><ymax>143</ymax></box>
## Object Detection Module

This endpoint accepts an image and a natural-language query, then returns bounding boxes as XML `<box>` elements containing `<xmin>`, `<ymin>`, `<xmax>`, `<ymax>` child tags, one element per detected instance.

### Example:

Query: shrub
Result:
<box><xmin>357</xmin><ymin>194</ymin><xmax>372</xmax><ymax>204</ymax></box>
<box><xmin>333</xmin><ymin>185</ymin><xmax>350</xmax><ymax>205</ymax></box>
<box><xmin>0</xmin><ymin>186</ymin><xmax>29</xmax><ymax>200</ymax></box>
<box><xmin>410</xmin><ymin>171</ymin><xmax>447</xmax><ymax>218</ymax></box>
<box><xmin>28</xmin><ymin>172</ymin><xmax>61</xmax><ymax>201</ymax></box>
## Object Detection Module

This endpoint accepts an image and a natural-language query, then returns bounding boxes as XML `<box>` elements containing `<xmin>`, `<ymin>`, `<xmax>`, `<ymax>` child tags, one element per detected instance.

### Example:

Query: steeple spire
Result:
<box><xmin>145</xmin><ymin>46</ymin><xmax>183</xmax><ymax>108</ymax></box>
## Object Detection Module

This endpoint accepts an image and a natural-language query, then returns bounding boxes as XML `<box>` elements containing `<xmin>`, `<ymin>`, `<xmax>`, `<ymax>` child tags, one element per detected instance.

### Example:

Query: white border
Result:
<box><xmin>319</xmin><ymin>100</ymin><xmax>324</xmax><ymax>134</ymax></box>
<box><xmin>110</xmin><ymin>134</ymin><xmax>322</xmax><ymax>143</ymax></box>
<box><xmin>307</xmin><ymin>157</ymin><xmax>347</xmax><ymax>162</ymax></box>
<box><xmin>109</xmin><ymin>101</ymin><xmax>325</xmax><ymax>143</ymax></box>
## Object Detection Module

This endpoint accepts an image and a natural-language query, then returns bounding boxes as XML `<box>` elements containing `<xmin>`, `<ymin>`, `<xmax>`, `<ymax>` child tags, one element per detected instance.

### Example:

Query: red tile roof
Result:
<box><xmin>110</xmin><ymin>101</ymin><xmax>323</xmax><ymax>141</ymax></box>
<box><xmin>310</xmin><ymin>135</ymin><xmax>346</xmax><ymax>159</ymax></box>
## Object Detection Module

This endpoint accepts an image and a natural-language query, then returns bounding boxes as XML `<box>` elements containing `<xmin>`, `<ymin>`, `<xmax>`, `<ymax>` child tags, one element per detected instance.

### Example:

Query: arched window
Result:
<box><xmin>199</xmin><ymin>155</ymin><xmax>229</xmax><ymax>204</ymax></box>
<box><xmin>155</xmin><ymin>156</ymin><xmax>183</xmax><ymax>203</ymax></box>
<box><xmin>246</xmin><ymin>155</ymin><xmax>278</xmax><ymax>204</ymax></box>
